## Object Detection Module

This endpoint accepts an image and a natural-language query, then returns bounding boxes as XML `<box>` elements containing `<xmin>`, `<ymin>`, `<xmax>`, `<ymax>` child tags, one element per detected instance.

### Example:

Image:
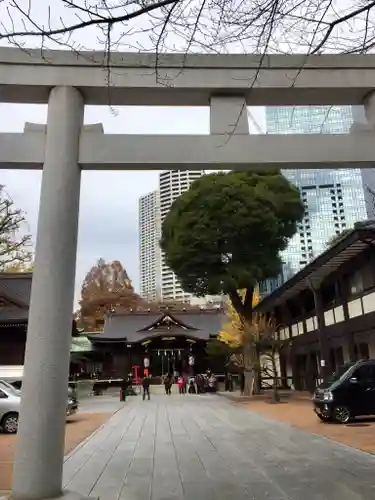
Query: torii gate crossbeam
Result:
<box><xmin>2</xmin><ymin>48</ymin><xmax>375</xmax><ymax>106</ymax></box>
<box><xmin>2</xmin><ymin>48</ymin><xmax>375</xmax><ymax>500</ymax></box>
<box><xmin>1</xmin><ymin>129</ymin><xmax>375</xmax><ymax>170</ymax></box>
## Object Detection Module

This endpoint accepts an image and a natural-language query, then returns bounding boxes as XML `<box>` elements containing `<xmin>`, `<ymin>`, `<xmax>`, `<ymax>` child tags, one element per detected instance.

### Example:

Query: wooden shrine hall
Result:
<box><xmin>0</xmin><ymin>273</ymin><xmax>80</xmax><ymax>367</ymax></box>
<box><xmin>86</xmin><ymin>308</ymin><xmax>225</xmax><ymax>378</ymax></box>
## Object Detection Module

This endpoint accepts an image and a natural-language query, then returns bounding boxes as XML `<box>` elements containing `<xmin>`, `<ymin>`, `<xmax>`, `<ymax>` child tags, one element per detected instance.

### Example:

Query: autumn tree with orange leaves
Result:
<box><xmin>76</xmin><ymin>258</ymin><xmax>148</xmax><ymax>331</ymax></box>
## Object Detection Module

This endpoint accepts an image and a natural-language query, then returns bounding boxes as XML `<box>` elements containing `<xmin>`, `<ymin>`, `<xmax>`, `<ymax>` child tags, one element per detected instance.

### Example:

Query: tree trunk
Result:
<box><xmin>270</xmin><ymin>349</ymin><xmax>280</xmax><ymax>404</ymax></box>
<box><xmin>252</xmin><ymin>357</ymin><xmax>261</xmax><ymax>394</ymax></box>
<box><xmin>243</xmin><ymin>369</ymin><xmax>254</xmax><ymax>396</ymax></box>
<box><xmin>228</xmin><ymin>287</ymin><xmax>254</xmax><ymax>319</ymax></box>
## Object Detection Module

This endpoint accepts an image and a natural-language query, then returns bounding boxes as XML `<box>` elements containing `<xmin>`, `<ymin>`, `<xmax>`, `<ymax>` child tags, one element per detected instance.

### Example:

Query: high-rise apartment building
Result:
<box><xmin>265</xmin><ymin>105</ymin><xmax>368</xmax><ymax>275</ymax></box>
<box><xmin>159</xmin><ymin>170</ymin><xmax>205</xmax><ymax>302</ymax></box>
<box><xmin>138</xmin><ymin>190</ymin><xmax>161</xmax><ymax>301</ymax></box>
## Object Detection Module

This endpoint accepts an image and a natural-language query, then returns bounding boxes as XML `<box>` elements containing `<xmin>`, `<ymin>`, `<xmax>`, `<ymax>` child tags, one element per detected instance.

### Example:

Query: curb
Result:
<box><xmin>64</xmin><ymin>406</ymin><xmax>125</xmax><ymax>462</ymax></box>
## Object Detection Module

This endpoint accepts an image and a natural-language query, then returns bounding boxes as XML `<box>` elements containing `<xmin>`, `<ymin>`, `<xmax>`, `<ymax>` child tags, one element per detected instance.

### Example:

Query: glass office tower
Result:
<box><xmin>265</xmin><ymin>105</ymin><xmax>368</xmax><ymax>277</ymax></box>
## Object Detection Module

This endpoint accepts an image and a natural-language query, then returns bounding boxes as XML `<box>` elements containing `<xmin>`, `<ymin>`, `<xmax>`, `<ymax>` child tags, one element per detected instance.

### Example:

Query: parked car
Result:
<box><xmin>312</xmin><ymin>359</ymin><xmax>375</xmax><ymax>424</ymax></box>
<box><xmin>0</xmin><ymin>380</ymin><xmax>78</xmax><ymax>434</ymax></box>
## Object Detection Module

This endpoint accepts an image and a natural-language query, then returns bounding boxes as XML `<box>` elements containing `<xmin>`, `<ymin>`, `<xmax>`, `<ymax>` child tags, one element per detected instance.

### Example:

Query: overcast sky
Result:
<box><xmin>0</xmin><ymin>1</ymin><xmax>272</xmax><ymax>308</ymax></box>
<box><xmin>0</xmin><ymin>0</ymin><xmax>354</xmax><ymax>308</ymax></box>
<box><xmin>1</xmin><ymin>101</ymin><xmax>265</xmax><ymax>307</ymax></box>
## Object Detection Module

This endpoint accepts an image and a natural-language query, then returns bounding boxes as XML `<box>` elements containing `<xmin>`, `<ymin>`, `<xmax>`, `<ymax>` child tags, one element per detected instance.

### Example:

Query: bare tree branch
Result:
<box><xmin>1</xmin><ymin>1</ymin><xmax>375</xmax><ymax>57</ymax></box>
<box><xmin>0</xmin><ymin>185</ymin><xmax>33</xmax><ymax>270</ymax></box>
<box><xmin>0</xmin><ymin>0</ymin><xmax>179</xmax><ymax>41</ymax></box>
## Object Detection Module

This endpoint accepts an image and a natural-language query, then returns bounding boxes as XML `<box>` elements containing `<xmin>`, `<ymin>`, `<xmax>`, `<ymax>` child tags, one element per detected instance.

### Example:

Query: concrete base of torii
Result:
<box><xmin>1</xmin><ymin>492</ymin><xmax>97</xmax><ymax>500</ymax></box>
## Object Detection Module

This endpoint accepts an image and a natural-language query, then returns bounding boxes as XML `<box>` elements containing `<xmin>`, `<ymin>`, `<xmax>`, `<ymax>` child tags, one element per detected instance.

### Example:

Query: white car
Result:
<box><xmin>0</xmin><ymin>380</ymin><xmax>78</xmax><ymax>434</ymax></box>
<box><xmin>0</xmin><ymin>380</ymin><xmax>21</xmax><ymax>433</ymax></box>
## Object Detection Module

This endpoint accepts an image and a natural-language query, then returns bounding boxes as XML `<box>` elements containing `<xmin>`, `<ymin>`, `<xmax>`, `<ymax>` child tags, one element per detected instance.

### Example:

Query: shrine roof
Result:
<box><xmin>0</xmin><ymin>272</ymin><xmax>78</xmax><ymax>334</ymax></box>
<box><xmin>0</xmin><ymin>308</ymin><xmax>28</xmax><ymax>324</ymax></box>
<box><xmin>87</xmin><ymin>309</ymin><xmax>226</xmax><ymax>343</ymax></box>
<box><xmin>0</xmin><ymin>273</ymin><xmax>31</xmax><ymax>324</ymax></box>
<box><xmin>0</xmin><ymin>273</ymin><xmax>32</xmax><ymax>304</ymax></box>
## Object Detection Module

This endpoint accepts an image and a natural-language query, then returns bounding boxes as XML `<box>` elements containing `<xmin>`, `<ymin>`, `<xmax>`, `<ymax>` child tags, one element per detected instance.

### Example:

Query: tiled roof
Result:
<box><xmin>88</xmin><ymin>310</ymin><xmax>225</xmax><ymax>343</ymax></box>
<box><xmin>0</xmin><ymin>273</ymin><xmax>78</xmax><ymax>334</ymax></box>
<box><xmin>256</xmin><ymin>221</ymin><xmax>375</xmax><ymax>310</ymax></box>
<box><xmin>0</xmin><ymin>307</ymin><xmax>28</xmax><ymax>323</ymax></box>
<box><xmin>0</xmin><ymin>274</ymin><xmax>31</xmax><ymax>323</ymax></box>
<box><xmin>0</xmin><ymin>273</ymin><xmax>32</xmax><ymax>306</ymax></box>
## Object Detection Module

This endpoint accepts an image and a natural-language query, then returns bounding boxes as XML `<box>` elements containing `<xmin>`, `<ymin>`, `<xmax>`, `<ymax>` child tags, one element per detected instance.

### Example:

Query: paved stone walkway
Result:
<box><xmin>63</xmin><ymin>395</ymin><xmax>375</xmax><ymax>500</ymax></box>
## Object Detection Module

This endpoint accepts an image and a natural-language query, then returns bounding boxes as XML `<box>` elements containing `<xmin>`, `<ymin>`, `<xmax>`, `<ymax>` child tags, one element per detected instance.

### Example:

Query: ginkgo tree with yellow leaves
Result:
<box><xmin>217</xmin><ymin>286</ymin><xmax>283</xmax><ymax>397</ymax></box>
<box><xmin>161</xmin><ymin>170</ymin><xmax>303</xmax><ymax>395</ymax></box>
<box><xmin>218</xmin><ymin>288</ymin><xmax>263</xmax><ymax>395</ymax></box>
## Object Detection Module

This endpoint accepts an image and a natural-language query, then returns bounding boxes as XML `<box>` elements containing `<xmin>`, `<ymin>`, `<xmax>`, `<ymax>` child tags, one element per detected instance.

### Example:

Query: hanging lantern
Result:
<box><xmin>144</xmin><ymin>357</ymin><xmax>150</xmax><ymax>368</ymax></box>
<box><xmin>188</xmin><ymin>355</ymin><xmax>195</xmax><ymax>366</ymax></box>
<box><xmin>157</xmin><ymin>350</ymin><xmax>160</xmax><ymax>356</ymax></box>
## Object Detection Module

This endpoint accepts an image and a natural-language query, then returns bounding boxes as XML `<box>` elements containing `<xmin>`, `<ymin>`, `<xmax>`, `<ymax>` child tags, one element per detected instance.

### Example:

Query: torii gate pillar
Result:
<box><xmin>12</xmin><ymin>86</ymin><xmax>84</xmax><ymax>500</ymax></box>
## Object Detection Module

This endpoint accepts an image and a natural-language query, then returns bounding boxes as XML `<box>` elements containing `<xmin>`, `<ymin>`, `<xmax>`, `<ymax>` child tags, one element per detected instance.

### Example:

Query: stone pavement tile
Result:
<box><xmin>181</xmin><ymin>481</ymin><xmax>218</xmax><ymax>500</ymax></box>
<box><xmin>309</xmin><ymin>477</ymin><xmax>367</xmax><ymax>500</ymax></box>
<box><xmin>176</xmin><ymin>459</ymin><xmax>209</xmax><ymax>484</ymax></box>
<box><xmin>242</xmin><ymin>398</ymin><xmax>375</xmax><ymax>455</ymax></box>
<box><xmin>89</xmin><ymin>418</ymin><xmax>145</xmax><ymax>500</ymax></box>
<box><xmin>119</xmin><ymin>476</ymin><xmax>151</xmax><ymax>500</ymax></box>
<box><xmin>63</xmin><ymin>408</ymin><xmax>132</xmax><ymax>485</ymax></box>
<box><xmin>210</xmin><ymin>480</ymin><xmax>256</xmax><ymax>500</ymax></box>
<box><xmin>62</xmin><ymin>395</ymin><xmax>375</xmax><ymax>500</ymax></box>
<box><xmin>151</xmin><ymin>482</ymin><xmax>184</xmax><ymax>500</ymax></box>
<box><xmin>63</xmin><ymin>408</ymin><xmax>137</xmax><ymax>494</ymax></box>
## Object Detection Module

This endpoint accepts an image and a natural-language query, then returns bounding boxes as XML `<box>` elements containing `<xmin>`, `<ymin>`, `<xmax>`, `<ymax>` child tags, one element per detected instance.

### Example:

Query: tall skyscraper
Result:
<box><xmin>351</xmin><ymin>105</ymin><xmax>375</xmax><ymax>220</ymax></box>
<box><xmin>266</xmin><ymin>106</ymin><xmax>354</xmax><ymax>135</ymax></box>
<box><xmin>159</xmin><ymin>170</ymin><xmax>205</xmax><ymax>302</ymax></box>
<box><xmin>138</xmin><ymin>190</ymin><xmax>161</xmax><ymax>301</ymax></box>
<box><xmin>265</xmin><ymin>105</ymin><xmax>368</xmax><ymax>275</ymax></box>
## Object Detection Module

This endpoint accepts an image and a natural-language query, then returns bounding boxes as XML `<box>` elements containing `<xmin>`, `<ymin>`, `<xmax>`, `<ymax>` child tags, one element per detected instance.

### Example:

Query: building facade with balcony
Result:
<box><xmin>256</xmin><ymin>222</ymin><xmax>375</xmax><ymax>392</ymax></box>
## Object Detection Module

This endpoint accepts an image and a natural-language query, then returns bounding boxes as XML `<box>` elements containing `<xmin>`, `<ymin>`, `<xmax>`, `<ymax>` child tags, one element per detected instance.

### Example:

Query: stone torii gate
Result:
<box><xmin>2</xmin><ymin>47</ymin><xmax>375</xmax><ymax>500</ymax></box>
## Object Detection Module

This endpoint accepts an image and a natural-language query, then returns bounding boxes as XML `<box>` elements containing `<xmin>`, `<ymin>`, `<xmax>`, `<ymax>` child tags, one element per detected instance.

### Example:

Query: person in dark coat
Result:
<box><xmin>188</xmin><ymin>379</ymin><xmax>196</xmax><ymax>394</ymax></box>
<box><xmin>142</xmin><ymin>375</ymin><xmax>151</xmax><ymax>401</ymax></box>
<box><xmin>164</xmin><ymin>374</ymin><xmax>172</xmax><ymax>395</ymax></box>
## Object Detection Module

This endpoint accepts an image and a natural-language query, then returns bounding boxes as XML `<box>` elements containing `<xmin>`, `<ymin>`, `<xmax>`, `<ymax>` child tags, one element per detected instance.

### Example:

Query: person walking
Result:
<box><xmin>164</xmin><ymin>374</ymin><xmax>172</xmax><ymax>395</ymax></box>
<box><xmin>188</xmin><ymin>378</ymin><xmax>196</xmax><ymax>394</ymax></box>
<box><xmin>182</xmin><ymin>373</ymin><xmax>188</xmax><ymax>394</ymax></box>
<box><xmin>177</xmin><ymin>376</ymin><xmax>184</xmax><ymax>395</ymax></box>
<box><xmin>142</xmin><ymin>374</ymin><xmax>151</xmax><ymax>401</ymax></box>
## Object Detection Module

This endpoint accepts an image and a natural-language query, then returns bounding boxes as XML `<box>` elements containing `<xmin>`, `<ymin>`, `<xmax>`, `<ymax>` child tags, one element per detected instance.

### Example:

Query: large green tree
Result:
<box><xmin>161</xmin><ymin>171</ymin><xmax>303</xmax><ymax>320</ymax></box>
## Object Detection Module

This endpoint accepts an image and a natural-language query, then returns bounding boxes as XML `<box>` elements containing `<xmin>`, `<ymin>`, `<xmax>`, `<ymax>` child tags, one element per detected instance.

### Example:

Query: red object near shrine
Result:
<box><xmin>132</xmin><ymin>364</ymin><xmax>141</xmax><ymax>385</ymax></box>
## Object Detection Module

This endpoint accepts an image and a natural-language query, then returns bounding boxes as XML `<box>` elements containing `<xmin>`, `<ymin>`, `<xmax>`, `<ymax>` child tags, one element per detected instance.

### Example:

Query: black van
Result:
<box><xmin>312</xmin><ymin>359</ymin><xmax>375</xmax><ymax>424</ymax></box>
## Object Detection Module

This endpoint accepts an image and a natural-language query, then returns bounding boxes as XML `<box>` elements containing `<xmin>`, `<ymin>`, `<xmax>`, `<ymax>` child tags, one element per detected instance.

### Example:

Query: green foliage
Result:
<box><xmin>206</xmin><ymin>338</ymin><xmax>232</xmax><ymax>358</ymax></box>
<box><xmin>326</xmin><ymin>228</ymin><xmax>352</xmax><ymax>248</ymax></box>
<box><xmin>161</xmin><ymin>171</ymin><xmax>303</xmax><ymax>300</ymax></box>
